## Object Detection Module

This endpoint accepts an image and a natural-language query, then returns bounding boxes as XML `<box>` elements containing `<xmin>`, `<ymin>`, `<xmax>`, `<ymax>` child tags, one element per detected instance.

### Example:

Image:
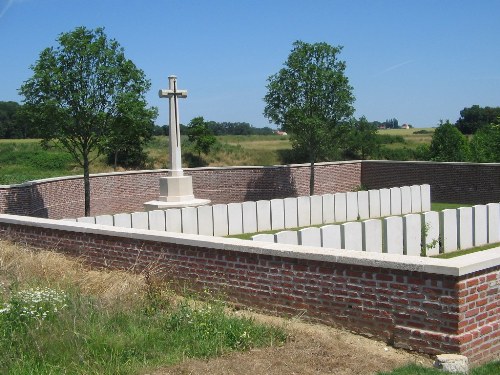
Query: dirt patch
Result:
<box><xmin>147</xmin><ymin>312</ymin><xmax>433</xmax><ymax>375</ymax></box>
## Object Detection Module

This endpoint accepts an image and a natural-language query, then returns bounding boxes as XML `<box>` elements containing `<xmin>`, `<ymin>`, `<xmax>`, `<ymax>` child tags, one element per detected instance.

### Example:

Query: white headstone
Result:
<box><xmin>95</xmin><ymin>215</ymin><xmax>113</xmax><ymax>226</ymax></box>
<box><xmin>270</xmin><ymin>199</ymin><xmax>285</xmax><ymax>230</ymax></box>
<box><xmin>77</xmin><ymin>216</ymin><xmax>96</xmax><ymax>224</ymax></box>
<box><xmin>114</xmin><ymin>213</ymin><xmax>131</xmax><ymax>228</ymax></box>
<box><xmin>410</xmin><ymin>185</ymin><xmax>422</xmax><ymax>213</ymax></box>
<box><xmin>322</xmin><ymin>194</ymin><xmax>335</xmax><ymax>224</ymax></box>
<box><xmin>357</xmin><ymin>191</ymin><xmax>370</xmax><ymax>220</ymax></box>
<box><xmin>165</xmin><ymin>208</ymin><xmax>182</xmax><ymax>233</ymax></box>
<box><xmin>334</xmin><ymin>193</ymin><xmax>347</xmax><ymax>222</ymax></box>
<box><xmin>252</xmin><ymin>233</ymin><xmax>275</xmax><ymax>243</ymax></box>
<box><xmin>284</xmin><ymin>197</ymin><xmax>298</xmax><ymax>229</ymax></box>
<box><xmin>321</xmin><ymin>225</ymin><xmax>342</xmax><ymax>248</ymax></box>
<box><xmin>297</xmin><ymin>196</ymin><xmax>311</xmax><ymax>227</ymax></box>
<box><xmin>457</xmin><ymin>207</ymin><xmax>473</xmax><ymax>250</ymax></box>
<box><xmin>380</xmin><ymin>188</ymin><xmax>391</xmax><ymax>217</ymax></box>
<box><xmin>487</xmin><ymin>203</ymin><xmax>500</xmax><ymax>244</ymax></box>
<box><xmin>363</xmin><ymin>219</ymin><xmax>382</xmax><ymax>253</ymax></box>
<box><xmin>473</xmin><ymin>205</ymin><xmax>488</xmax><ymax>247</ymax></box>
<box><xmin>213</xmin><ymin>204</ymin><xmax>229</xmax><ymax>237</ymax></box>
<box><xmin>148</xmin><ymin>210</ymin><xmax>166</xmax><ymax>231</ymax></box>
<box><xmin>227</xmin><ymin>202</ymin><xmax>243</xmax><ymax>235</ymax></box>
<box><xmin>390</xmin><ymin>187</ymin><xmax>402</xmax><ymax>216</ymax></box>
<box><xmin>421</xmin><ymin>211</ymin><xmax>440</xmax><ymax>256</ymax></box>
<box><xmin>181</xmin><ymin>207</ymin><xmax>198</xmax><ymax>234</ymax></box>
<box><xmin>242</xmin><ymin>201</ymin><xmax>258</xmax><ymax>234</ymax></box>
<box><xmin>310</xmin><ymin>195</ymin><xmax>323</xmax><ymax>225</ymax></box>
<box><xmin>400</xmin><ymin>186</ymin><xmax>412</xmax><ymax>215</ymax></box>
<box><xmin>383</xmin><ymin>216</ymin><xmax>403</xmax><ymax>254</ymax></box>
<box><xmin>341</xmin><ymin>222</ymin><xmax>363</xmax><ymax>251</ymax></box>
<box><xmin>421</xmin><ymin>184</ymin><xmax>431</xmax><ymax>212</ymax></box>
<box><xmin>299</xmin><ymin>227</ymin><xmax>322</xmax><ymax>247</ymax></box>
<box><xmin>368</xmin><ymin>189</ymin><xmax>381</xmax><ymax>218</ymax></box>
<box><xmin>403</xmin><ymin>214</ymin><xmax>421</xmax><ymax>256</ymax></box>
<box><xmin>440</xmin><ymin>209</ymin><xmax>458</xmax><ymax>252</ymax></box>
<box><xmin>197</xmin><ymin>205</ymin><xmax>214</xmax><ymax>236</ymax></box>
<box><xmin>275</xmin><ymin>230</ymin><xmax>298</xmax><ymax>245</ymax></box>
<box><xmin>131</xmin><ymin>211</ymin><xmax>149</xmax><ymax>230</ymax></box>
<box><xmin>346</xmin><ymin>191</ymin><xmax>359</xmax><ymax>221</ymax></box>
<box><xmin>256</xmin><ymin>200</ymin><xmax>271</xmax><ymax>232</ymax></box>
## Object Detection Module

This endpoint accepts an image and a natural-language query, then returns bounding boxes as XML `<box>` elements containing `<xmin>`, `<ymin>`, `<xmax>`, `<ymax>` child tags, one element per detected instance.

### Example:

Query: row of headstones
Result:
<box><xmin>252</xmin><ymin>203</ymin><xmax>500</xmax><ymax>256</ymax></box>
<box><xmin>71</xmin><ymin>184</ymin><xmax>430</xmax><ymax>237</ymax></box>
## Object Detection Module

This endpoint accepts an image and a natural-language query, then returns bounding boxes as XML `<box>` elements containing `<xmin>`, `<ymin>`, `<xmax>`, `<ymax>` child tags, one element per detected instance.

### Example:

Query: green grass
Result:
<box><xmin>0</xmin><ymin>270</ymin><xmax>287</xmax><ymax>374</ymax></box>
<box><xmin>431</xmin><ymin>202</ymin><xmax>472</xmax><ymax>211</ymax></box>
<box><xmin>433</xmin><ymin>242</ymin><xmax>500</xmax><ymax>259</ymax></box>
<box><xmin>377</xmin><ymin>361</ymin><xmax>500</xmax><ymax>375</ymax></box>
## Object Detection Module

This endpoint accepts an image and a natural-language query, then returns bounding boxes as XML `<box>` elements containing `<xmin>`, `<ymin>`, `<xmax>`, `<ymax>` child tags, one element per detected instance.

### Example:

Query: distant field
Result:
<box><xmin>0</xmin><ymin>130</ymin><xmax>434</xmax><ymax>185</ymax></box>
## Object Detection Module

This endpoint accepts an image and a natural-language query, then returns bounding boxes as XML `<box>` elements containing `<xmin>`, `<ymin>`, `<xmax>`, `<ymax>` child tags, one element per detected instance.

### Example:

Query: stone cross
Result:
<box><xmin>159</xmin><ymin>75</ymin><xmax>187</xmax><ymax>177</ymax></box>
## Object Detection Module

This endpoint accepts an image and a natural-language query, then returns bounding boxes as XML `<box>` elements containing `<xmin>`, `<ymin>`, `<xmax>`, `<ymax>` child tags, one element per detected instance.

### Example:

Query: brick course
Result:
<box><xmin>0</xmin><ymin>218</ymin><xmax>498</xmax><ymax>365</ymax></box>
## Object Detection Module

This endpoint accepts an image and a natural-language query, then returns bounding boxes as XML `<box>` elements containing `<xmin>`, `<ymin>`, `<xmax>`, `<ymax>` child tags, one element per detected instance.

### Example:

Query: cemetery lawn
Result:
<box><xmin>433</xmin><ymin>242</ymin><xmax>500</xmax><ymax>259</ymax></box>
<box><xmin>0</xmin><ymin>240</ymin><xmax>439</xmax><ymax>375</ymax></box>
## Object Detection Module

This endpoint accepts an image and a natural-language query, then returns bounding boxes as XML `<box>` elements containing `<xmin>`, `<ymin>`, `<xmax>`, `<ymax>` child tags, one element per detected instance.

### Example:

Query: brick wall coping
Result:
<box><xmin>0</xmin><ymin>161</ymin><xmax>361</xmax><ymax>189</ymax></box>
<box><xmin>362</xmin><ymin>160</ymin><xmax>500</xmax><ymax>167</ymax></box>
<box><xmin>2</xmin><ymin>213</ymin><xmax>499</xmax><ymax>277</ymax></box>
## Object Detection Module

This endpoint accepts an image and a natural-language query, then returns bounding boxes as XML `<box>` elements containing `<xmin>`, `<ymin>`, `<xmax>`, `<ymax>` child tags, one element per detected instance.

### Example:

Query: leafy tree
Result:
<box><xmin>0</xmin><ymin>101</ymin><xmax>35</xmax><ymax>138</ymax></box>
<box><xmin>469</xmin><ymin>123</ymin><xmax>500</xmax><ymax>162</ymax></box>
<box><xmin>345</xmin><ymin>116</ymin><xmax>379</xmax><ymax>160</ymax></box>
<box><xmin>429</xmin><ymin>121</ymin><xmax>470</xmax><ymax>162</ymax></box>
<box><xmin>186</xmin><ymin>116</ymin><xmax>217</xmax><ymax>156</ymax></box>
<box><xmin>105</xmin><ymin>93</ymin><xmax>157</xmax><ymax>170</ymax></box>
<box><xmin>264</xmin><ymin>41</ymin><xmax>355</xmax><ymax>194</ymax></box>
<box><xmin>19</xmin><ymin>26</ymin><xmax>156</xmax><ymax>216</ymax></box>
<box><xmin>455</xmin><ymin>105</ymin><xmax>500</xmax><ymax>134</ymax></box>
<box><xmin>383</xmin><ymin>118</ymin><xmax>399</xmax><ymax>129</ymax></box>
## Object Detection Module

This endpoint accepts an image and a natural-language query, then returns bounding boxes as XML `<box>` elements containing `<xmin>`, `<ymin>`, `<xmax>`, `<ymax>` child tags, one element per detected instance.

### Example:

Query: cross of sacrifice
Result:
<box><xmin>159</xmin><ymin>75</ymin><xmax>188</xmax><ymax>177</ymax></box>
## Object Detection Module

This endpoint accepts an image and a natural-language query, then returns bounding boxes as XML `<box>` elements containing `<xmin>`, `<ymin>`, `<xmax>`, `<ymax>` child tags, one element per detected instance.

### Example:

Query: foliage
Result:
<box><xmin>383</xmin><ymin>118</ymin><xmax>399</xmax><ymax>129</ymax></box>
<box><xmin>0</xmin><ymin>101</ymin><xmax>35</xmax><ymax>139</ymax></box>
<box><xmin>469</xmin><ymin>124</ymin><xmax>500</xmax><ymax>162</ymax></box>
<box><xmin>186</xmin><ymin>116</ymin><xmax>218</xmax><ymax>156</ymax></box>
<box><xmin>264</xmin><ymin>40</ymin><xmax>355</xmax><ymax>194</ymax></box>
<box><xmin>105</xmin><ymin>94</ymin><xmax>157</xmax><ymax>169</ymax></box>
<box><xmin>19</xmin><ymin>26</ymin><xmax>156</xmax><ymax>215</ymax></box>
<box><xmin>455</xmin><ymin>104</ymin><xmax>500</xmax><ymax>134</ymax></box>
<box><xmin>429</xmin><ymin>121</ymin><xmax>470</xmax><ymax>162</ymax></box>
<box><xmin>345</xmin><ymin>116</ymin><xmax>380</xmax><ymax>160</ymax></box>
<box><xmin>0</xmin><ymin>282</ymin><xmax>286</xmax><ymax>374</ymax></box>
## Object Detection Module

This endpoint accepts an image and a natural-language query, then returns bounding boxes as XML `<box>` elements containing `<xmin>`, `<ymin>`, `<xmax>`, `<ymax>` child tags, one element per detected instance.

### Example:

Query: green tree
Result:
<box><xmin>264</xmin><ymin>41</ymin><xmax>355</xmax><ymax>195</ymax></box>
<box><xmin>455</xmin><ymin>105</ymin><xmax>500</xmax><ymax>134</ymax></box>
<box><xmin>19</xmin><ymin>27</ymin><xmax>156</xmax><ymax>215</ymax></box>
<box><xmin>429</xmin><ymin>121</ymin><xmax>470</xmax><ymax>162</ymax></box>
<box><xmin>469</xmin><ymin>123</ymin><xmax>500</xmax><ymax>162</ymax></box>
<box><xmin>105</xmin><ymin>93</ymin><xmax>157</xmax><ymax>170</ymax></box>
<box><xmin>346</xmin><ymin>116</ymin><xmax>379</xmax><ymax>160</ymax></box>
<box><xmin>187</xmin><ymin>116</ymin><xmax>217</xmax><ymax>156</ymax></box>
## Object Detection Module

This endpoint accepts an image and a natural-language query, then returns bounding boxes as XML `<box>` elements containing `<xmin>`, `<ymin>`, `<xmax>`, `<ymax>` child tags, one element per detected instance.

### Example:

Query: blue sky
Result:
<box><xmin>1</xmin><ymin>0</ymin><xmax>499</xmax><ymax>128</ymax></box>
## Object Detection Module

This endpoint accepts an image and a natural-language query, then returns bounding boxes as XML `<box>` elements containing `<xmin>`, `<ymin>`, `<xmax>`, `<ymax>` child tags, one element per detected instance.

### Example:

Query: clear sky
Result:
<box><xmin>1</xmin><ymin>0</ymin><xmax>499</xmax><ymax>128</ymax></box>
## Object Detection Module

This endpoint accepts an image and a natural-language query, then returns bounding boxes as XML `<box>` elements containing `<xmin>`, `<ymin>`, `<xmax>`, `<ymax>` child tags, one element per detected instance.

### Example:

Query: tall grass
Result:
<box><xmin>0</xmin><ymin>241</ymin><xmax>287</xmax><ymax>374</ymax></box>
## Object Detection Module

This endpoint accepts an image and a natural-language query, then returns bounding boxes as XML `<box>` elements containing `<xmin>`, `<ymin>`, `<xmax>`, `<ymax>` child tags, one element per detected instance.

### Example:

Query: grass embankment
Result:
<box><xmin>0</xmin><ymin>240</ymin><xmax>286</xmax><ymax>374</ymax></box>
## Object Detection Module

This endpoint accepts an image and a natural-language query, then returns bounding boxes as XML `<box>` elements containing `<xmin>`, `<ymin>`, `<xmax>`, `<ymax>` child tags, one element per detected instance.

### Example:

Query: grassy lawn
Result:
<box><xmin>378</xmin><ymin>361</ymin><xmax>500</xmax><ymax>375</ymax></box>
<box><xmin>0</xmin><ymin>241</ymin><xmax>287</xmax><ymax>374</ymax></box>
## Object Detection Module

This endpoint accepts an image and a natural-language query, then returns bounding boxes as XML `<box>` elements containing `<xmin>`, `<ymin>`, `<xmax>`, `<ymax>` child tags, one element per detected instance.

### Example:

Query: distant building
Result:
<box><xmin>378</xmin><ymin>124</ymin><xmax>386</xmax><ymax>130</ymax></box>
<box><xmin>401</xmin><ymin>124</ymin><xmax>410</xmax><ymax>129</ymax></box>
<box><xmin>275</xmin><ymin>130</ymin><xmax>288</xmax><ymax>136</ymax></box>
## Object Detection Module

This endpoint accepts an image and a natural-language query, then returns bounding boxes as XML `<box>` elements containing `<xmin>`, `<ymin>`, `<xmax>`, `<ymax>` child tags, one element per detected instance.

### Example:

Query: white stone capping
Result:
<box><xmin>2</xmin><ymin>213</ymin><xmax>499</xmax><ymax>276</ymax></box>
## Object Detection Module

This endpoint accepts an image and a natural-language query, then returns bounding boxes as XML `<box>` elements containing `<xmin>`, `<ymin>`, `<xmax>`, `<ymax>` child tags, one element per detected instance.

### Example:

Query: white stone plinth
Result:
<box><xmin>144</xmin><ymin>175</ymin><xmax>210</xmax><ymax>210</ymax></box>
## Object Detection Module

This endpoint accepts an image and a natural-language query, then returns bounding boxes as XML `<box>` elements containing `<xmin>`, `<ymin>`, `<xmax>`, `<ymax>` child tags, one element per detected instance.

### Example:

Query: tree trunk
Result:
<box><xmin>309</xmin><ymin>154</ymin><xmax>315</xmax><ymax>196</ymax></box>
<box><xmin>114</xmin><ymin>150</ymin><xmax>118</xmax><ymax>171</ymax></box>
<box><xmin>83</xmin><ymin>153</ymin><xmax>91</xmax><ymax>216</ymax></box>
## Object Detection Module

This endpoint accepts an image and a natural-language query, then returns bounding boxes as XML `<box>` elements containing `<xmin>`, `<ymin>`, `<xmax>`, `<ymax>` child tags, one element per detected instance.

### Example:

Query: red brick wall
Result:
<box><xmin>0</xmin><ymin>162</ymin><xmax>362</xmax><ymax>219</ymax></box>
<box><xmin>2</xmin><ymin>160</ymin><xmax>500</xmax><ymax>219</ymax></box>
<box><xmin>0</xmin><ymin>219</ymin><xmax>498</xmax><ymax>365</ymax></box>
<box><xmin>362</xmin><ymin>161</ymin><xmax>500</xmax><ymax>204</ymax></box>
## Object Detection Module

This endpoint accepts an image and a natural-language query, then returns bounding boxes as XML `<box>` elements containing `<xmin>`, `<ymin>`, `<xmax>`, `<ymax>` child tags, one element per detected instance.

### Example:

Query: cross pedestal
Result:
<box><xmin>144</xmin><ymin>75</ymin><xmax>210</xmax><ymax>211</ymax></box>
